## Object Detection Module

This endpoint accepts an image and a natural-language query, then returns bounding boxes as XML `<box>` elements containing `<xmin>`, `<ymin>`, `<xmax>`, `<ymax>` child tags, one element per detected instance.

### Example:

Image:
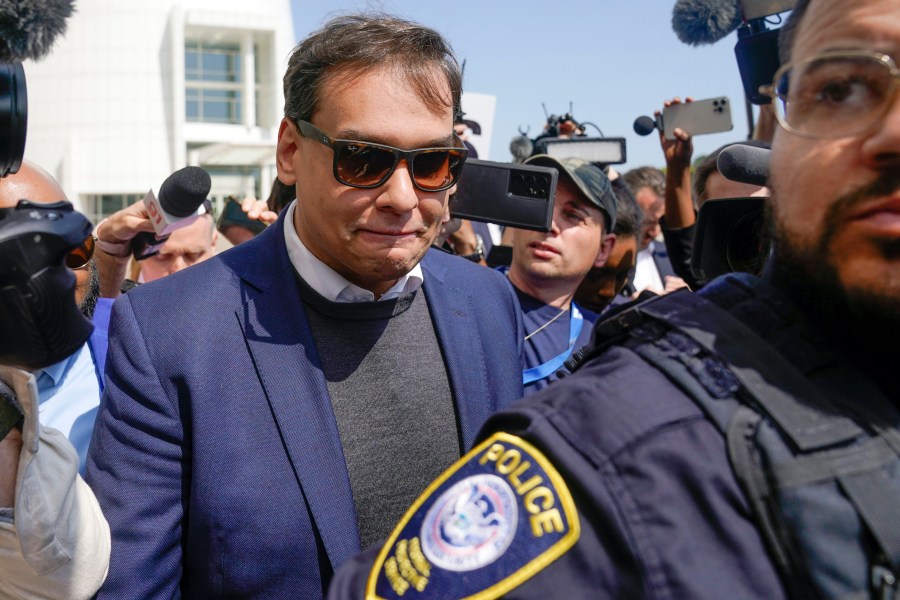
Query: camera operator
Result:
<box><xmin>655</xmin><ymin>98</ymin><xmax>769</xmax><ymax>289</ymax></box>
<box><xmin>0</xmin><ymin>170</ymin><xmax>110</xmax><ymax>598</ymax></box>
<box><xmin>504</xmin><ymin>155</ymin><xmax>616</xmax><ymax>395</ymax></box>
<box><xmin>328</xmin><ymin>1</ymin><xmax>900</xmax><ymax>597</ymax></box>
<box><xmin>0</xmin><ymin>162</ymin><xmax>109</xmax><ymax>474</ymax></box>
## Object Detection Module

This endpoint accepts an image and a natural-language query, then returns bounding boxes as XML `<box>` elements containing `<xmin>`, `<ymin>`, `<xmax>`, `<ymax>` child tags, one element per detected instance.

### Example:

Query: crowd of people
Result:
<box><xmin>1</xmin><ymin>0</ymin><xmax>899</xmax><ymax>597</ymax></box>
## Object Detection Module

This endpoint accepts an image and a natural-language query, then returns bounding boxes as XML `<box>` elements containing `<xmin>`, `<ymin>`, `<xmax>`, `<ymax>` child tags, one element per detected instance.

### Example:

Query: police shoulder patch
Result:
<box><xmin>366</xmin><ymin>432</ymin><xmax>580</xmax><ymax>600</ymax></box>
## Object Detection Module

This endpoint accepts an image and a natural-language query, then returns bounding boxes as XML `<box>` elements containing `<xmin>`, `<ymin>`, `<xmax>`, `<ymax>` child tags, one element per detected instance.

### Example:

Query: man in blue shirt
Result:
<box><xmin>0</xmin><ymin>161</ymin><xmax>110</xmax><ymax>474</ymax></box>
<box><xmin>505</xmin><ymin>155</ymin><xmax>617</xmax><ymax>394</ymax></box>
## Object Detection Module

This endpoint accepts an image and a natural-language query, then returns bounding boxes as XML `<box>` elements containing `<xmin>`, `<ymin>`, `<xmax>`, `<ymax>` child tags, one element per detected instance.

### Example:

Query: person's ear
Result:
<box><xmin>276</xmin><ymin>118</ymin><xmax>299</xmax><ymax>185</ymax></box>
<box><xmin>594</xmin><ymin>233</ymin><xmax>616</xmax><ymax>268</ymax></box>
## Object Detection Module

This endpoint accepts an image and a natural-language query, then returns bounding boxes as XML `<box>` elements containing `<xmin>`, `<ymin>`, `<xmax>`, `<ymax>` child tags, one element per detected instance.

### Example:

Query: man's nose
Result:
<box><xmin>861</xmin><ymin>80</ymin><xmax>900</xmax><ymax>168</ymax></box>
<box><xmin>376</xmin><ymin>159</ymin><xmax>419</xmax><ymax>213</ymax></box>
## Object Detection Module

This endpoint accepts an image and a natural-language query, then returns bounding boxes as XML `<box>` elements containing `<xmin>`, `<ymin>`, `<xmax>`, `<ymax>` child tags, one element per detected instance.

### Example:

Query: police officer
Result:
<box><xmin>328</xmin><ymin>0</ymin><xmax>900</xmax><ymax>597</ymax></box>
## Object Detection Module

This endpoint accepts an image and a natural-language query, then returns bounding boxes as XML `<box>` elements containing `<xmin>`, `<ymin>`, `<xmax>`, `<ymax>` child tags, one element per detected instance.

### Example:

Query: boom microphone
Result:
<box><xmin>716</xmin><ymin>143</ymin><xmax>770</xmax><ymax>186</ymax></box>
<box><xmin>509</xmin><ymin>135</ymin><xmax>534</xmax><ymax>163</ymax></box>
<box><xmin>672</xmin><ymin>0</ymin><xmax>743</xmax><ymax>46</ymax></box>
<box><xmin>0</xmin><ymin>0</ymin><xmax>76</xmax><ymax>63</ymax></box>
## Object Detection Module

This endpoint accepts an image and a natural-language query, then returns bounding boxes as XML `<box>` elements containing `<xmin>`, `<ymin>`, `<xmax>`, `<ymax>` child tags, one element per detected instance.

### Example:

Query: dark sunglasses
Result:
<box><xmin>294</xmin><ymin>119</ymin><xmax>468</xmax><ymax>192</ymax></box>
<box><xmin>66</xmin><ymin>234</ymin><xmax>95</xmax><ymax>270</ymax></box>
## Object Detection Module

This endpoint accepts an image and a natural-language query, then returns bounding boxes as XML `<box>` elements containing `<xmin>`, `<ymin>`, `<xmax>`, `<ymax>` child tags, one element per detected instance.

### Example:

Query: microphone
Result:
<box><xmin>716</xmin><ymin>143</ymin><xmax>769</xmax><ymax>186</ymax></box>
<box><xmin>1</xmin><ymin>0</ymin><xmax>75</xmax><ymax>176</ymax></box>
<box><xmin>633</xmin><ymin>115</ymin><xmax>661</xmax><ymax>137</ymax></box>
<box><xmin>0</xmin><ymin>0</ymin><xmax>76</xmax><ymax>63</ymax></box>
<box><xmin>143</xmin><ymin>166</ymin><xmax>212</xmax><ymax>238</ymax></box>
<box><xmin>134</xmin><ymin>166</ymin><xmax>211</xmax><ymax>260</ymax></box>
<box><xmin>509</xmin><ymin>135</ymin><xmax>534</xmax><ymax>163</ymax></box>
<box><xmin>672</xmin><ymin>0</ymin><xmax>743</xmax><ymax>46</ymax></box>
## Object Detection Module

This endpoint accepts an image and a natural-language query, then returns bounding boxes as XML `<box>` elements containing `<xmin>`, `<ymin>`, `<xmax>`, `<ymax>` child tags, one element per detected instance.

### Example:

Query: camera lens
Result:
<box><xmin>726</xmin><ymin>208</ymin><xmax>769</xmax><ymax>275</ymax></box>
<box><xmin>0</xmin><ymin>63</ymin><xmax>28</xmax><ymax>178</ymax></box>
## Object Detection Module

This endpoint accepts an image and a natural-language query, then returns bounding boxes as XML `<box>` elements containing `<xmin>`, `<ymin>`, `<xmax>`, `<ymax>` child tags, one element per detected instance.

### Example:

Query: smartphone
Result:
<box><xmin>449</xmin><ymin>159</ymin><xmax>558</xmax><ymax>232</ymax></box>
<box><xmin>663</xmin><ymin>97</ymin><xmax>733</xmax><ymax>140</ymax></box>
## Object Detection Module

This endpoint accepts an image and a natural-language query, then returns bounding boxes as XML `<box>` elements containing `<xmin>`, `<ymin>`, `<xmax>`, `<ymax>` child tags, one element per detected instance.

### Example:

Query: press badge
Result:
<box><xmin>366</xmin><ymin>432</ymin><xmax>580</xmax><ymax>599</ymax></box>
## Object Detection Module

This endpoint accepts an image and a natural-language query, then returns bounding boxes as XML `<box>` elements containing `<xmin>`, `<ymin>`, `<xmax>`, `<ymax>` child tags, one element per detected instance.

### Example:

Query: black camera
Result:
<box><xmin>0</xmin><ymin>201</ymin><xmax>94</xmax><ymax>369</ymax></box>
<box><xmin>0</xmin><ymin>62</ymin><xmax>27</xmax><ymax>177</ymax></box>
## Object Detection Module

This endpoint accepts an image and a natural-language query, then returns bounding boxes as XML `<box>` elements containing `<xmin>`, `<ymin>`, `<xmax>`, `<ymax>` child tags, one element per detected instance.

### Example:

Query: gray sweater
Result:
<box><xmin>297</xmin><ymin>276</ymin><xmax>460</xmax><ymax>550</ymax></box>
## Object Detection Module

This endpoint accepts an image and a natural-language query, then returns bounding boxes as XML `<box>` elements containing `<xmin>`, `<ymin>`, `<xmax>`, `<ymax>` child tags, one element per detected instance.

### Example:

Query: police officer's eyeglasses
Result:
<box><xmin>66</xmin><ymin>234</ymin><xmax>95</xmax><ymax>270</ymax></box>
<box><xmin>759</xmin><ymin>50</ymin><xmax>900</xmax><ymax>139</ymax></box>
<box><xmin>293</xmin><ymin>119</ymin><xmax>468</xmax><ymax>192</ymax></box>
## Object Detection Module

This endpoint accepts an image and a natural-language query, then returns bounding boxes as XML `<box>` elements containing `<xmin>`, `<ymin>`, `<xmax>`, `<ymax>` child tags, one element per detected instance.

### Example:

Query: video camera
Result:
<box><xmin>0</xmin><ymin>62</ymin><xmax>27</xmax><ymax>177</ymax></box>
<box><xmin>0</xmin><ymin>200</ymin><xmax>94</xmax><ymax>369</ymax></box>
<box><xmin>511</xmin><ymin>104</ymin><xmax>628</xmax><ymax>167</ymax></box>
<box><xmin>0</xmin><ymin>0</ymin><xmax>94</xmax><ymax>370</ymax></box>
<box><xmin>691</xmin><ymin>143</ymin><xmax>772</xmax><ymax>285</ymax></box>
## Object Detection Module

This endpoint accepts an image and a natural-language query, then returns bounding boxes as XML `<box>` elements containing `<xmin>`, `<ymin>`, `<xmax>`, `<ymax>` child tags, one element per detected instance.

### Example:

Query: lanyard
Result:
<box><xmin>522</xmin><ymin>304</ymin><xmax>584</xmax><ymax>385</ymax></box>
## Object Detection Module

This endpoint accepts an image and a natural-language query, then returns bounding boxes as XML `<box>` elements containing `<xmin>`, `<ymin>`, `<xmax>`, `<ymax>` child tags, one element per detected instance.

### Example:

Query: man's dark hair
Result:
<box><xmin>267</xmin><ymin>178</ymin><xmax>296</xmax><ymax>214</ymax></box>
<box><xmin>778</xmin><ymin>0</ymin><xmax>812</xmax><ymax>63</ymax></box>
<box><xmin>622</xmin><ymin>166</ymin><xmax>665</xmax><ymax>199</ymax></box>
<box><xmin>610</xmin><ymin>178</ymin><xmax>645</xmax><ymax>238</ymax></box>
<box><xmin>283</xmin><ymin>13</ymin><xmax>462</xmax><ymax>123</ymax></box>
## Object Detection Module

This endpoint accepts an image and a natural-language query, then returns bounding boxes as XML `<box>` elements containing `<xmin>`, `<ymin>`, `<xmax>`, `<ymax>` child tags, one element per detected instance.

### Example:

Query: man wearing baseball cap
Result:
<box><xmin>506</xmin><ymin>155</ymin><xmax>617</xmax><ymax>394</ymax></box>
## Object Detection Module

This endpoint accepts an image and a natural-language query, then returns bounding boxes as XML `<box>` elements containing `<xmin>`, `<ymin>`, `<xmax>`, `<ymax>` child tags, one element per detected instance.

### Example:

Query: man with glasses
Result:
<box><xmin>87</xmin><ymin>13</ymin><xmax>523</xmax><ymax>599</ymax></box>
<box><xmin>328</xmin><ymin>1</ymin><xmax>900</xmax><ymax>598</ymax></box>
<box><xmin>0</xmin><ymin>161</ymin><xmax>111</xmax><ymax>599</ymax></box>
<box><xmin>0</xmin><ymin>161</ymin><xmax>109</xmax><ymax>475</ymax></box>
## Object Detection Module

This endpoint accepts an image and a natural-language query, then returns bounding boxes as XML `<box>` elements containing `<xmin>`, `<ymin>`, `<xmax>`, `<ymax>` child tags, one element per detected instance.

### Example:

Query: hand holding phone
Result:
<box><xmin>662</xmin><ymin>96</ymin><xmax>733</xmax><ymax>140</ymax></box>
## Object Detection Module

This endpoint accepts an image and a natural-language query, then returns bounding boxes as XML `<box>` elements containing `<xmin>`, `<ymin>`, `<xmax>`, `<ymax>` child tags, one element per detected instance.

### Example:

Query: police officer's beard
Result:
<box><xmin>78</xmin><ymin>261</ymin><xmax>101</xmax><ymax>320</ymax></box>
<box><xmin>766</xmin><ymin>170</ymin><xmax>900</xmax><ymax>394</ymax></box>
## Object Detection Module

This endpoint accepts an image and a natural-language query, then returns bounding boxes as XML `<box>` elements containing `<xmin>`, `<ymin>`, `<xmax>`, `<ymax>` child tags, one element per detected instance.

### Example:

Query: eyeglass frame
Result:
<box><xmin>759</xmin><ymin>50</ymin><xmax>900</xmax><ymax>139</ymax></box>
<box><xmin>66</xmin><ymin>234</ymin><xmax>95</xmax><ymax>270</ymax></box>
<box><xmin>292</xmin><ymin>118</ymin><xmax>468</xmax><ymax>192</ymax></box>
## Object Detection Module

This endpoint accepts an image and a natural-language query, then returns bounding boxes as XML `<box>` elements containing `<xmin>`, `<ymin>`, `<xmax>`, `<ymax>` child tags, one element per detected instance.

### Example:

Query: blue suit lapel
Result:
<box><xmin>231</xmin><ymin>219</ymin><xmax>361</xmax><ymax>571</ymax></box>
<box><xmin>421</xmin><ymin>253</ymin><xmax>492</xmax><ymax>451</ymax></box>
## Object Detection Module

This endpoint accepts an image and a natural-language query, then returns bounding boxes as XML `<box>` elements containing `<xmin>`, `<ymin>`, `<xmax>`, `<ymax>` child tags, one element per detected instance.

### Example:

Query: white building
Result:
<box><xmin>23</xmin><ymin>0</ymin><xmax>296</xmax><ymax>222</ymax></box>
<box><xmin>459</xmin><ymin>92</ymin><xmax>496</xmax><ymax>161</ymax></box>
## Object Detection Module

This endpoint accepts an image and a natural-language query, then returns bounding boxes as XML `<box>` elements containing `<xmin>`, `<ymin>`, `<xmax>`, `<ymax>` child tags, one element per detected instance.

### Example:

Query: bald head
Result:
<box><xmin>0</xmin><ymin>160</ymin><xmax>67</xmax><ymax>208</ymax></box>
<box><xmin>0</xmin><ymin>160</ymin><xmax>99</xmax><ymax>318</ymax></box>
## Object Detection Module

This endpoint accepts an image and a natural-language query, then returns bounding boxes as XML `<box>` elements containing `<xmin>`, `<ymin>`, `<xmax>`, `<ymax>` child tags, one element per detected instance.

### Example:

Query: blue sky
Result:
<box><xmin>291</xmin><ymin>0</ymin><xmax>770</xmax><ymax>171</ymax></box>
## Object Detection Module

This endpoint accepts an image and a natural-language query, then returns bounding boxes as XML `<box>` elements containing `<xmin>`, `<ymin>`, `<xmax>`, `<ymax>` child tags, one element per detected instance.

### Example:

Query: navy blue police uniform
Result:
<box><xmin>328</xmin><ymin>271</ymin><xmax>899</xmax><ymax>599</ymax></box>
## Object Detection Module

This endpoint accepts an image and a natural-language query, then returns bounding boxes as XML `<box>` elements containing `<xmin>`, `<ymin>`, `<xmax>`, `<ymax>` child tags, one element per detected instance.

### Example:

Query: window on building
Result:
<box><xmin>82</xmin><ymin>193</ymin><xmax>145</xmax><ymax>225</ymax></box>
<box><xmin>185</xmin><ymin>41</ymin><xmax>243</xmax><ymax>124</ymax></box>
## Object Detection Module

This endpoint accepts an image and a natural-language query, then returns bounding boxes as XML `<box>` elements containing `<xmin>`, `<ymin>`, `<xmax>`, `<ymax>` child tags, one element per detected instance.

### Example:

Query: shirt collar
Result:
<box><xmin>283</xmin><ymin>200</ymin><xmax>424</xmax><ymax>303</ymax></box>
<box><xmin>38</xmin><ymin>348</ymin><xmax>80</xmax><ymax>386</ymax></box>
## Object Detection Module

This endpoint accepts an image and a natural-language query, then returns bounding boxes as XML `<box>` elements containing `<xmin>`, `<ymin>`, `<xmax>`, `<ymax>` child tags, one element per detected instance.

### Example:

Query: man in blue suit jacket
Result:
<box><xmin>87</xmin><ymin>14</ymin><xmax>523</xmax><ymax>599</ymax></box>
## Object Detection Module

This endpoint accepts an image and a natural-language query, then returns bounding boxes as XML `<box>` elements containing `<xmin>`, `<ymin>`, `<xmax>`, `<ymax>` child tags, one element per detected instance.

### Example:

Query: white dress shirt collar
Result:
<box><xmin>633</xmin><ymin>240</ymin><xmax>663</xmax><ymax>293</ymax></box>
<box><xmin>282</xmin><ymin>200</ymin><xmax>424</xmax><ymax>303</ymax></box>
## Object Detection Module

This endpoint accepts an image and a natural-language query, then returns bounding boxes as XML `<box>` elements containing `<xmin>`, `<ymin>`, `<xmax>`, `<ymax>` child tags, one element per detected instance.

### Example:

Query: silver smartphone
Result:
<box><xmin>663</xmin><ymin>97</ymin><xmax>733</xmax><ymax>140</ymax></box>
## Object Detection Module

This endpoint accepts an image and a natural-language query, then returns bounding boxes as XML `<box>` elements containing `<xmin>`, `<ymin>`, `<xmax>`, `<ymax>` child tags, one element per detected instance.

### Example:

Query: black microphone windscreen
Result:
<box><xmin>0</xmin><ymin>0</ymin><xmax>76</xmax><ymax>63</ymax></box>
<box><xmin>672</xmin><ymin>0</ymin><xmax>742</xmax><ymax>46</ymax></box>
<box><xmin>717</xmin><ymin>143</ymin><xmax>770</xmax><ymax>187</ymax></box>
<box><xmin>158</xmin><ymin>167</ymin><xmax>212</xmax><ymax>218</ymax></box>
<box><xmin>633</xmin><ymin>116</ymin><xmax>657</xmax><ymax>136</ymax></box>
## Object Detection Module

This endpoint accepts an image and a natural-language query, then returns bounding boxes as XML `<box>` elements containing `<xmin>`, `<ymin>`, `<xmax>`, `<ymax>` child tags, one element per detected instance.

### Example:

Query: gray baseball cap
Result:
<box><xmin>525</xmin><ymin>154</ymin><xmax>617</xmax><ymax>232</ymax></box>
